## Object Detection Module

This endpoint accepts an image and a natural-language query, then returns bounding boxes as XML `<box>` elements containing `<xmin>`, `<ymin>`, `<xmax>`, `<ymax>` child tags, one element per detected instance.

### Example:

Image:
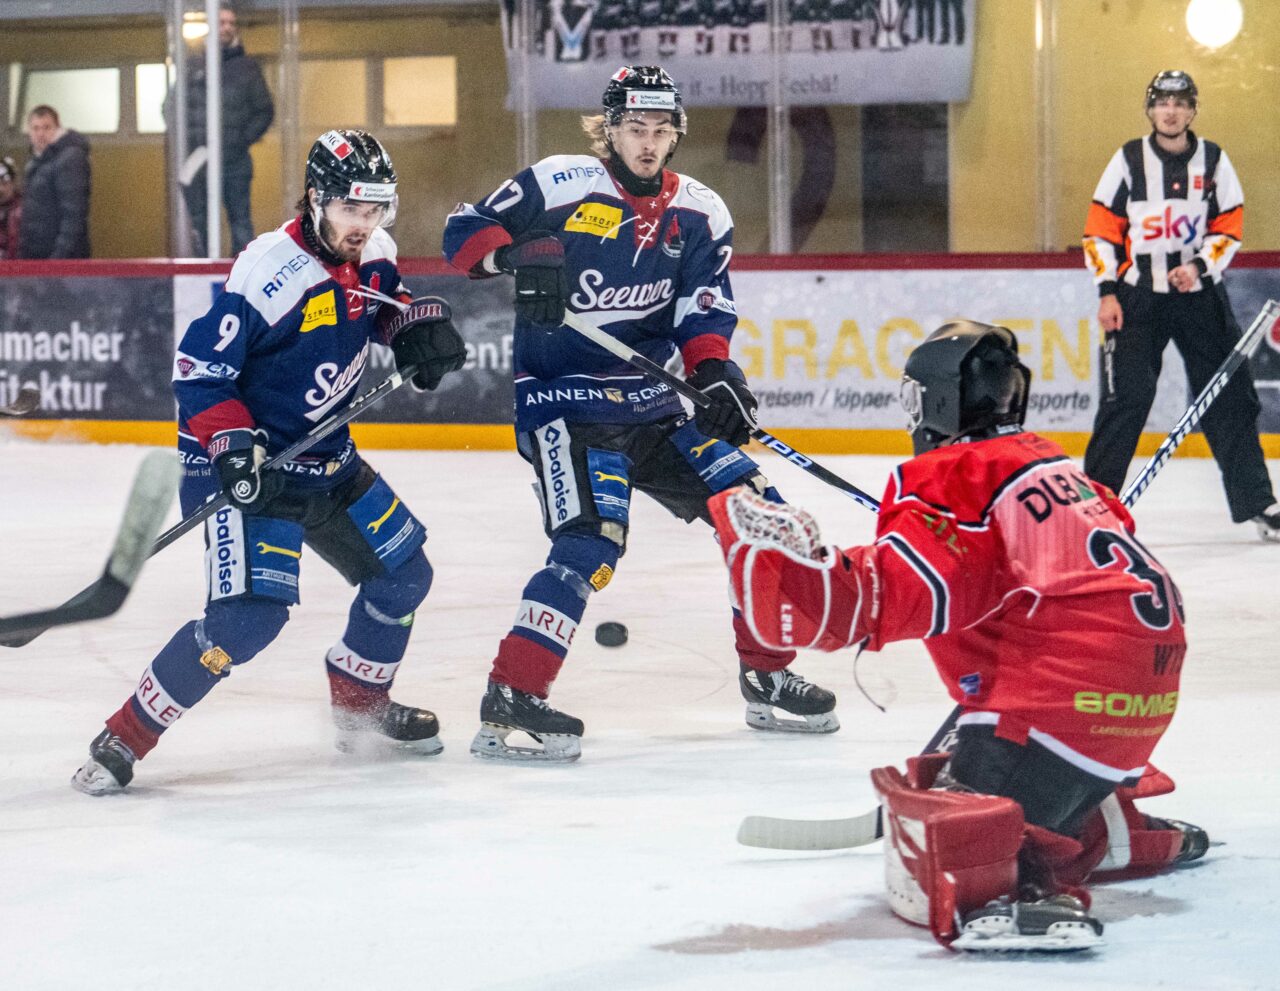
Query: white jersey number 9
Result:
<box><xmin>213</xmin><ymin>314</ymin><xmax>240</xmax><ymax>353</ymax></box>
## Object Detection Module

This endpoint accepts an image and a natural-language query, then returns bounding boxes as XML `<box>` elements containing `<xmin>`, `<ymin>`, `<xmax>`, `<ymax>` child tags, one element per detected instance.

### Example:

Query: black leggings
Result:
<box><xmin>944</xmin><ymin>725</ymin><xmax>1117</xmax><ymax>838</ymax></box>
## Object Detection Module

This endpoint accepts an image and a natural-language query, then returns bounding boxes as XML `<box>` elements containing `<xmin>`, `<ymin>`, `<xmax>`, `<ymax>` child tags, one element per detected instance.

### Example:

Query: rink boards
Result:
<box><xmin>2</xmin><ymin>253</ymin><xmax>1279</xmax><ymax>456</ymax></box>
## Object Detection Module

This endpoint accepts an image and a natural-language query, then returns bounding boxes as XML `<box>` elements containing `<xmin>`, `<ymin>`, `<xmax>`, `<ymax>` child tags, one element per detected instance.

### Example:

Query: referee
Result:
<box><xmin>1082</xmin><ymin>70</ymin><xmax>1278</xmax><ymax>541</ymax></box>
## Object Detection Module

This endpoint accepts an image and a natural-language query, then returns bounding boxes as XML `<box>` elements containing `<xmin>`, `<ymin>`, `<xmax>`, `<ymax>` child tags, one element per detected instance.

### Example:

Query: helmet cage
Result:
<box><xmin>900</xmin><ymin>322</ymin><xmax>1031</xmax><ymax>454</ymax></box>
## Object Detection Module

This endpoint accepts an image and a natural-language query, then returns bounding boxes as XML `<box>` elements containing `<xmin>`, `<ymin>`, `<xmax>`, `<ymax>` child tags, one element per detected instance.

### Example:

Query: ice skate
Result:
<box><xmin>70</xmin><ymin>729</ymin><xmax>136</xmax><ymax>796</ymax></box>
<box><xmin>1146</xmin><ymin>814</ymin><xmax>1210</xmax><ymax>864</ymax></box>
<box><xmin>953</xmin><ymin>894</ymin><xmax>1104</xmax><ymax>952</ymax></box>
<box><xmin>470</xmin><ymin>680</ymin><xmax>583</xmax><ymax>763</ymax></box>
<box><xmin>739</xmin><ymin>664</ymin><xmax>839</xmax><ymax>733</ymax></box>
<box><xmin>334</xmin><ymin>700</ymin><xmax>443</xmax><ymax>756</ymax></box>
<box><xmin>1253</xmin><ymin>503</ymin><xmax>1280</xmax><ymax>542</ymax></box>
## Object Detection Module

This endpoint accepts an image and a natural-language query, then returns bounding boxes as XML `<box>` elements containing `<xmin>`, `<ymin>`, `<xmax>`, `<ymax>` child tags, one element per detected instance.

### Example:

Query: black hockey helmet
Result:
<box><xmin>602</xmin><ymin>65</ymin><xmax>687</xmax><ymax>133</ymax></box>
<box><xmin>1146</xmin><ymin>70</ymin><xmax>1198</xmax><ymax>109</ymax></box>
<box><xmin>900</xmin><ymin>321</ymin><xmax>1031</xmax><ymax>455</ymax></box>
<box><xmin>304</xmin><ymin>128</ymin><xmax>398</xmax><ymax>225</ymax></box>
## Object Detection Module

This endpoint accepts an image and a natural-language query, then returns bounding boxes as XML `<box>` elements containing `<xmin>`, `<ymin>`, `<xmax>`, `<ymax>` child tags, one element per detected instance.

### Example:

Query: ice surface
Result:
<box><xmin>0</xmin><ymin>441</ymin><xmax>1274</xmax><ymax>990</ymax></box>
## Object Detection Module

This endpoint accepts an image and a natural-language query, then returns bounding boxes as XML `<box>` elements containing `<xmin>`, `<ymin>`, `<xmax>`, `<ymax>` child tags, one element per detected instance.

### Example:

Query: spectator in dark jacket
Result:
<box><xmin>0</xmin><ymin>156</ymin><xmax>22</xmax><ymax>260</ymax></box>
<box><xmin>167</xmin><ymin>3</ymin><xmax>274</xmax><ymax>256</ymax></box>
<box><xmin>19</xmin><ymin>106</ymin><xmax>91</xmax><ymax>259</ymax></box>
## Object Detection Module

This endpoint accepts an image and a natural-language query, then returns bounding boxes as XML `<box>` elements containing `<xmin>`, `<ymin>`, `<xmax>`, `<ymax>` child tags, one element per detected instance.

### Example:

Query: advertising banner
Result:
<box><xmin>502</xmin><ymin>0</ymin><xmax>976</xmax><ymax>109</ymax></box>
<box><xmin>728</xmin><ymin>266</ymin><xmax>1191</xmax><ymax>435</ymax></box>
<box><xmin>0</xmin><ymin>275</ymin><xmax>174</xmax><ymax>420</ymax></box>
<box><xmin>7</xmin><ymin>258</ymin><xmax>1274</xmax><ymax>449</ymax></box>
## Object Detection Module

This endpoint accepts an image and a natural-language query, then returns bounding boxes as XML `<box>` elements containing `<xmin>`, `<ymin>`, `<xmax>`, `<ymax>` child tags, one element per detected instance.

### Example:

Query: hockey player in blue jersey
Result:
<box><xmin>443</xmin><ymin>65</ymin><xmax>838</xmax><ymax>762</ymax></box>
<box><xmin>72</xmin><ymin>129</ymin><xmax>467</xmax><ymax>794</ymax></box>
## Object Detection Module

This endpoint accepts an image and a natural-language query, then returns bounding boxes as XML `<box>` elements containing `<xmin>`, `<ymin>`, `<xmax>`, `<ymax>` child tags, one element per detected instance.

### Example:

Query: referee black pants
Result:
<box><xmin>1083</xmin><ymin>283</ymin><xmax>1274</xmax><ymax>522</ymax></box>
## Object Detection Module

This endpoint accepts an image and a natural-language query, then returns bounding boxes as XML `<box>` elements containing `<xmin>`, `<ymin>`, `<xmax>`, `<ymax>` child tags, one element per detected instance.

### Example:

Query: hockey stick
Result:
<box><xmin>559</xmin><ymin>311</ymin><xmax>881</xmax><ymax>513</ymax></box>
<box><xmin>0</xmin><ymin>364</ymin><xmax>416</xmax><ymax>649</ymax></box>
<box><xmin>1120</xmin><ymin>297</ymin><xmax>1280</xmax><ymax>506</ymax></box>
<box><xmin>736</xmin><ymin>704</ymin><xmax>962</xmax><ymax>851</ymax></box>
<box><xmin>0</xmin><ymin>450</ymin><xmax>179</xmax><ymax>642</ymax></box>
<box><xmin>0</xmin><ymin>385</ymin><xmax>40</xmax><ymax>417</ymax></box>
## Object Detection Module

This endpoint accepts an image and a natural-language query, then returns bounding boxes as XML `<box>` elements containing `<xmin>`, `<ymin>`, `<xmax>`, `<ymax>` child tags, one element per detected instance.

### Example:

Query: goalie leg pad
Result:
<box><xmin>871</xmin><ymin>764</ymin><xmax>1024</xmax><ymax>945</ymax></box>
<box><xmin>1080</xmin><ymin>790</ymin><xmax>1203</xmax><ymax>881</ymax></box>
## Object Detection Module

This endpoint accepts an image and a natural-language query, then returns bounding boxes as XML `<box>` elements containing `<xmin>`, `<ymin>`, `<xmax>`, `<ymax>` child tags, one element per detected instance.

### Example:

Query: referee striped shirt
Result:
<box><xmin>1083</xmin><ymin>131</ymin><xmax>1243</xmax><ymax>296</ymax></box>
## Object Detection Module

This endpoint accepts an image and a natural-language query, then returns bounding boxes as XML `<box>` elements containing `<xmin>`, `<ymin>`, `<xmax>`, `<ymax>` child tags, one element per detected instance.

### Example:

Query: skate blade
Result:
<box><xmin>952</xmin><ymin>926</ymin><xmax>1104</xmax><ymax>953</ymax></box>
<box><xmin>469</xmin><ymin>724</ymin><xmax>581</xmax><ymax>763</ymax></box>
<box><xmin>70</xmin><ymin>760</ymin><xmax>126</xmax><ymax>796</ymax></box>
<box><xmin>334</xmin><ymin>730</ymin><xmax>444</xmax><ymax>757</ymax></box>
<box><xmin>744</xmin><ymin>702</ymin><xmax>840</xmax><ymax>734</ymax></box>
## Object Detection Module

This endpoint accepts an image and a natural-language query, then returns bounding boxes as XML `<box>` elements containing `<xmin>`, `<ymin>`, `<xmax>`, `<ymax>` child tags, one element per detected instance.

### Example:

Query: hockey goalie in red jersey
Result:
<box><xmin>709</xmin><ymin>321</ymin><xmax>1207</xmax><ymax>952</ymax></box>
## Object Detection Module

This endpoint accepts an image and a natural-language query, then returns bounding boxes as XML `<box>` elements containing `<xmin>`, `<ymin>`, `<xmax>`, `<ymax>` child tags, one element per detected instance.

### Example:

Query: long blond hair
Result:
<box><xmin>581</xmin><ymin>114</ymin><xmax>609</xmax><ymax>157</ymax></box>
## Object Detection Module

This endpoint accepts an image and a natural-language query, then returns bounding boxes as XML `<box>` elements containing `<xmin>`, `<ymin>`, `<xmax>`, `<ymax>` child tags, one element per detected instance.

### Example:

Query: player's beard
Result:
<box><xmin>318</xmin><ymin>218</ymin><xmax>367</xmax><ymax>264</ymax></box>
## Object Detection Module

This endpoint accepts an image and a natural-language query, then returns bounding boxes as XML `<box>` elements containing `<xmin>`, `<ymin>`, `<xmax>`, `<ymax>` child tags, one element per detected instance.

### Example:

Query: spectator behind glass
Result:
<box><xmin>19</xmin><ymin>106</ymin><xmax>91</xmax><ymax>259</ymax></box>
<box><xmin>0</xmin><ymin>156</ymin><xmax>22</xmax><ymax>260</ymax></box>
<box><xmin>166</xmin><ymin>2</ymin><xmax>275</xmax><ymax>257</ymax></box>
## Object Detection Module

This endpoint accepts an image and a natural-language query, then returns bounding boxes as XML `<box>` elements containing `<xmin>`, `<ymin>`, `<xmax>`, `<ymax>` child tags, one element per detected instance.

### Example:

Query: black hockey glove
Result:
<box><xmin>495</xmin><ymin>231</ymin><xmax>569</xmax><ymax>326</ymax></box>
<box><xmin>687</xmin><ymin>358</ymin><xmax>758</xmax><ymax>448</ymax></box>
<box><xmin>209</xmin><ymin>427</ymin><xmax>284</xmax><ymax>514</ymax></box>
<box><xmin>386</xmin><ymin>296</ymin><xmax>467</xmax><ymax>391</ymax></box>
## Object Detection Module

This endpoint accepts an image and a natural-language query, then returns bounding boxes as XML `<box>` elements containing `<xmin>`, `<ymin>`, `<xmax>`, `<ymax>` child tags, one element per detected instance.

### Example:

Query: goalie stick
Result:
<box><xmin>0</xmin><ymin>450</ymin><xmax>179</xmax><ymax>642</ymax></box>
<box><xmin>0</xmin><ymin>363</ymin><xmax>417</xmax><ymax>648</ymax></box>
<box><xmin>1120</xmin><ymin>297</ymin><xmax>1280</xmax><ymax>506</ymax></box>
<box><xmin>0</xmin><ymin>385</ymin><xmax>40</xmax><ymax>418</ymax></box>
<box><xmin>736</xmin><ymin>704</ymin><xmax>962</xmax><ymax>850</ymax></box>
<box><xmin>559</xmin><ymin>311</ymin><xmax>881</xmax><ymax>513</ymax></box>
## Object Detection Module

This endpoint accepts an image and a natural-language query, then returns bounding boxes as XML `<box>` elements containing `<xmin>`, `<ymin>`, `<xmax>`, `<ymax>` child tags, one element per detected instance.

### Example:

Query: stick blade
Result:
<box><xmin>104</xmin><ymin>451</ymin><xmax>181</xmax><ymax>587</ymax></box>
<box><xmin>0</xmin><ymin>385</ymin><xmax>41</xmax><ymax>418</ymax></box>
<box><xmin>736</xmin><ymin>809</ymin><xmax>883</xmax><ymax>851</ymax></box>
<box><xmin>0</xmin><ymin>452</ymin><xmax>179</xmax><ymax>648</ymax></box>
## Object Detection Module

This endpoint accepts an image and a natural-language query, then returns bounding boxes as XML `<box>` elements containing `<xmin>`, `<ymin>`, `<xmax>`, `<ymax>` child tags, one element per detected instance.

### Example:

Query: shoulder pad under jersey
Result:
<box><xmin>226</xmin><ymin>228</ymin><xmax>330</xmax><ymax>326</ymax></box>
<box><xmin>671</xmin><ymin>174</ymin><xmax>732</xmax><ymax>240</ymax></box>
<box><xmin>894</xmin><ymin>434</ymin><xmax>1072</xmax><ymax>525</ymax></box>
<box><xmin>530</xmin><ymin>154</ymin><xmax>612</xmax><ymax>210</ymax></box>
<box><xmin>361</xmin><ymin>226</ymin><xmax>398</xmax><ymax>266</ymax></box>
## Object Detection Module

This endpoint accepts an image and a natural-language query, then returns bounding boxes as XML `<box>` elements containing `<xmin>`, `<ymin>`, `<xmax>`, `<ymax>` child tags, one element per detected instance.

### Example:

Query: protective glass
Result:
<box><xmin>318</xmin><ymin>185</ymin><xmax>398</xmax><ymax>230</ymax></box>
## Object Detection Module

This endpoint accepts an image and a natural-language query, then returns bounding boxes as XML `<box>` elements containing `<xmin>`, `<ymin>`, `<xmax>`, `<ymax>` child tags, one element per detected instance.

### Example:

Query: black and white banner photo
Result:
<box><xmin>501</xmin><ymin>0</ymin><xmax>976</xmax><ymax>109</ymax></box>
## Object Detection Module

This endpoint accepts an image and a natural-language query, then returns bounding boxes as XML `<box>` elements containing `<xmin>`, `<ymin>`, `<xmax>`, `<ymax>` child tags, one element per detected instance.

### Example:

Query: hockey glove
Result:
<box><xmin>386</xmin><ymin>296</ymin><xmax>467</xmax><ymax>391</ymax></box>
<box><xmin>209</xmin><ymin>427</ymin><xmax>284</xmax><ymax>514</ymax></box>
<box><xmin>687</xmin><ymin>358</ymin><xmax>758</xmax><ymax>448</ymax></box>
<box><xmin>495</xmin><ymin>231</ymin><xmax>569</xmax><ymax>326</ymax></box>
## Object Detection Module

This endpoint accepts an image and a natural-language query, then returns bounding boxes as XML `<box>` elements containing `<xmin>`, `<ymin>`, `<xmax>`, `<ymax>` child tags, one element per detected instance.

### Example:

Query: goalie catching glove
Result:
<box><xmin>687</xmin><ymin>358</ymin><xmax>758</xmax><ymax>448</ymax></box>
<box><xmin>707</xmin><ymin>486</ymin><xmax>876</xmax><ymax>652</ymax></box>
<box><xmin>383</xmin><ymin>296</ymin><xmax>467</xmax><ymax>392</ymax></box>
<box><xmin>495</xmin><ymin>231</ymin><xmax>569</xmax><ymax>326</ymax></box>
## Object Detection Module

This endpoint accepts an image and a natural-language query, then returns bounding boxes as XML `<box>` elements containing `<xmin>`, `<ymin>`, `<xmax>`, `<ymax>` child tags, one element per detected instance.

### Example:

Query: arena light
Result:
<box><xmin>1185</xmin><ymin>0</ymin><xmax>1243</xmax><ymax>49</ymax></box>
<box><xmin>182</xmin><ymin>13</ymin><xmax>209</xmax><ymax>41</ymax></box>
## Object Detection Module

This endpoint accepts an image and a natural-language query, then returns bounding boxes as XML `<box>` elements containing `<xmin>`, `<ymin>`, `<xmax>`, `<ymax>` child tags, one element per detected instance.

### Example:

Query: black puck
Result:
<box><xmin>594</xmin><ymin>621</ymin><xmax>628</xmax><ymax>647</ymax></box>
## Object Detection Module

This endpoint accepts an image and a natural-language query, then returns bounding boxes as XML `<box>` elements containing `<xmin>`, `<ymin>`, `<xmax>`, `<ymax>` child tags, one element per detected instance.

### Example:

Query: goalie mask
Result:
<box><xmin>305</xmin><ymin>129</ymin><xmax>398</xmax><ymax>232</ymax></box>
<box><xmin>900</xmin><ymin>321</ymin><xmax>1031</xmax><ymax>455</ymax></box>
